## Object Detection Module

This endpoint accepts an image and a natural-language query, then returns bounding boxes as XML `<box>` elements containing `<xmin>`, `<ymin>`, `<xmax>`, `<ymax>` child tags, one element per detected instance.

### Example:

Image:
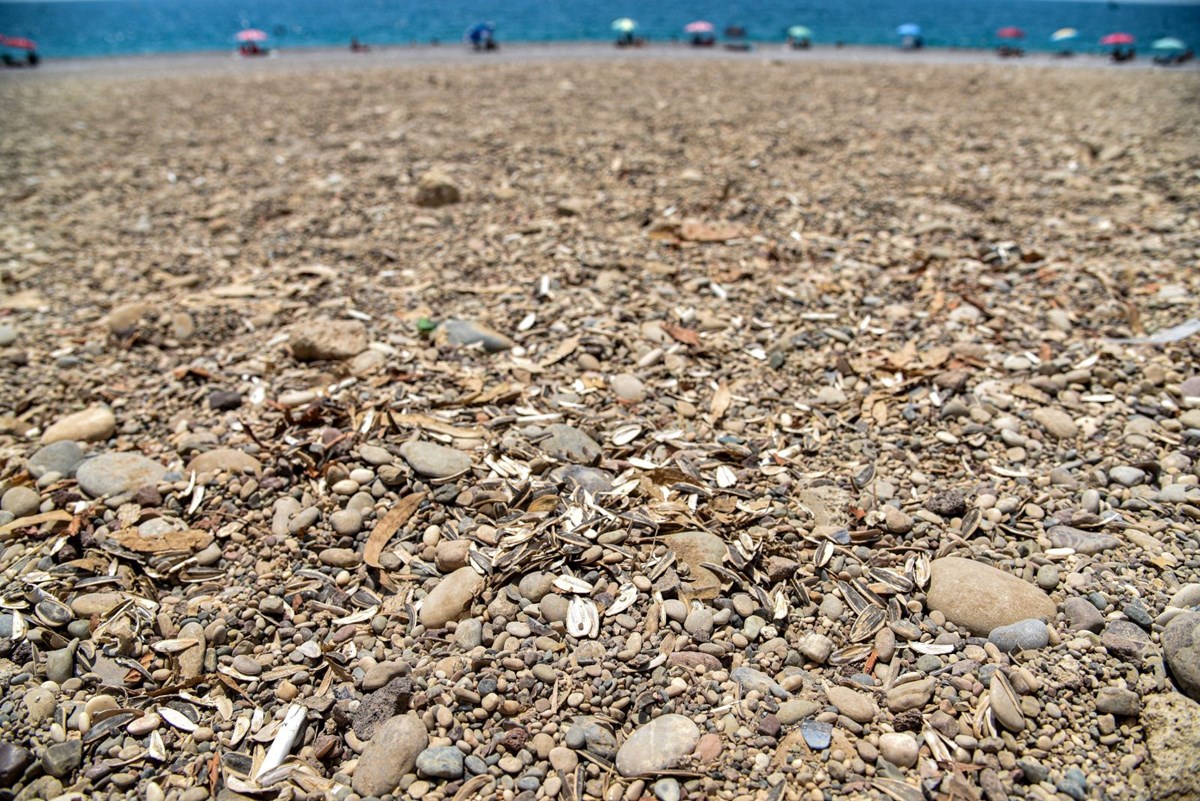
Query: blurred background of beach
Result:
<box><xmin>1</xmin><ymin>0</ymin><xmax>1197</xmax><ymax>59</ymax></box>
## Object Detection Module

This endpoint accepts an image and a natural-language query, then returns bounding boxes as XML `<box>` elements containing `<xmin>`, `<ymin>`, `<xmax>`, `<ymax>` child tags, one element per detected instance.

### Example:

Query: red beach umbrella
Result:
<box><xmin>235</xmin><ymin>29</ymin><xmax>268</xmax><ymax>43</ymax></box>
<box><xmin>684</xmin><ymin>21</ymin><xmax>715</xmax><ymax>34</ymax></box>
<box><xmin>1</xmin><ymin>35</ymin><xmax>37</xmax><ymax>50</ymax></box>
<box><xmin>1100</xmin><ymin>32</ymin><xmax>1135</xmax><ymax>46</ymax></box>
<box><xmin>997</xmin><ymin>27</ymin><xmax>1025</xmax><ymax>40</ymax></box>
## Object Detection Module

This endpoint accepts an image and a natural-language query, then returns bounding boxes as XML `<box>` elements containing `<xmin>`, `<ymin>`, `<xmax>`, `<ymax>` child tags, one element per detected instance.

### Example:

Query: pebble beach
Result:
<box><xmin>2</xmin><ymin>51</ymin><xmax>1200</xmax><ymax>801</ymax></box>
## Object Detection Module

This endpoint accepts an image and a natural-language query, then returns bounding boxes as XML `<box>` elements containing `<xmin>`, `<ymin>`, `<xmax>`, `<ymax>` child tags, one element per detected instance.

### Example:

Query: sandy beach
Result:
<box><xmin>2</xmin><ymin>51</ymin><xmax>1200</xmax><ymax>801</ymax></box>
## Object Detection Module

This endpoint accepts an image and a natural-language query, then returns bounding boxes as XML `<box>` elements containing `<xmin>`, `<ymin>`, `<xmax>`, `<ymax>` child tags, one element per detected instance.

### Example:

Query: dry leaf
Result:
<box><xmin>364</xmin><ymin>492</ymin><xmax>425</xmax><ymax>568</ymax></box>
<box><xmin>709</xmin><ymin>382</ymin><xmax>732</xmax><ymax>422</ymax></box>
<box><xmin>392</xmin><ymin>413</ymin><xmax>486</xmax><ymax>439</ymax></box>
<box><xmin>0</xmin><ymin>509</ymin><xmax>74</xmax><ymax>539</ymax></box>
<box><xmin>679</xmin><ymin>219</ymin><xmax>748</xmax><ymax>243</ymax></box>
<box><xmin>112</xmin><ymin>527</ymin><xmax>213</xmax><ymax>554</ymax></box>
<box><xmin>662</xmin><ymin>323</ymin><xmax>701</xmax><ymax>347</ymax></box>
<box><xmin>538</xmin><ymin>335</ymin><xmax>579</xmax><ymax>368</ymax></box>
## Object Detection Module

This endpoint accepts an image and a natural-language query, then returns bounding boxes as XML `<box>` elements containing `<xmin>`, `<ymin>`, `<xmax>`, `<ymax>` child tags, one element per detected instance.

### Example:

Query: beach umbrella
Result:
<box><xmin>787</xmin><ymin>26</ymin><xmax>813</xmax><ymax>40</ymax></box>
<box><xmin>896</xmin><ymin>24</ymin><xmax>922</xmax><ymax>37</ymax></box>
<box><xmin>1152</xmin><ymin>37</ymin><xmax>1186</xmax><ymax>50</ymax></box>
<box><xmin>1</xmin><ymin>35</ymin><xmax>37</xmax><ymax>50</ymax></box>
<box><xmin>1100</xmin><ymin>33</ymin><xmax>1135</xmax><ymax>46</ymax></box>
<box><xmin>235</xmin><ymin>29</ymin><xmax>268</xmax><ymax>43</ymax></box>
<box><xmin>684</xmin><ymin>21</ymin><xmax>715</xmax><ymax>34</ymax></box>
<box><xmin>1050</xmin><ymin>28</ymin><xmax>1078</xmax><ymax>42</ymax></box>
<box><xmin>465</xmin><ymin>22</ymin><xmax>495</xmax><ymax>43</ymax></box>
<box><xmin>611</xmin><ymin>18</ymin><xmax>637</xmax><ymax>33</ymax></box>
<box><xmin>997</xmin><ymin>27</ymin><xmax>1025</xmax><ymax>40</ymax></box>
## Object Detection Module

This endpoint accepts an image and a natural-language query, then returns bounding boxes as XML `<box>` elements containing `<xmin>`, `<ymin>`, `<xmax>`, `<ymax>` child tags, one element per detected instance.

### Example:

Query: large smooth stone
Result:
<box><xmin>351</xmin><ymin>713</ymin><xmax>428</xmax><ymax>797</ymax></box>
<box><xmin>663</xmin><ymin>531</ymin><xmax>727</xmax><ymax>599</ymax></box>
<box><xmin>41</xmin><ymin>407</ymin><xmax>115</xmax><ymax>444</ymax></box>
<box><xmin>1163</xmin><ymin>612</ymin><xmax>1200</xmax><ymax>703</ymax></box>
<box><xmin>615</xmin><ymin>714</ymin><xmax>700</xmax><ymax>777</ymax></box>
<box><xmin>76</xmin><ymin>453</ymin><xmax>166</xmax><ymax>498</ymax></box>
<box><xmin>419</xmin><ymin>567</ymin><xmax>485</xmax><ymax>629</ymax></box>
<box><xmin>399</xmin><ymin>441</ymin><xmax>472</xmax><ymax>478</ymax></box>
<box><xmin>926</xmin><ymin>557</ymin><xmax>1056</xmax><ymax>635</ymax></box>
<box><xmin>291</xmin><ymin>319</ymin><xmax>367</xmax><ymax>361</ymax></box>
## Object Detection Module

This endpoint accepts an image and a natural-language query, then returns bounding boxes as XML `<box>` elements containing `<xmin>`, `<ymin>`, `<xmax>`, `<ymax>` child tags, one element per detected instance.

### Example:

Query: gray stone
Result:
<box><xmin>1</xmin><ymin>487</ymin><xmax>40</xmax><ymax>518</ymax></box>
<box><xmin>0</xmin><ymin>742</ymin><xmax>31</xmax><ymax>784</ymax></box>
<box><xmin>28</xmin><ymin>440</ymin><xmax>85</xmax><ymax>479</ymax></box>
<box><xmin>731</xmin><ymin>667</ymin><xmax>788</xmax><ymax>698</ymax></box>
<box><xmin>615</xmin><ymin>714</ymin><xmax>700</xmax><ymax>777</ymax></box>
<box><xmin>610</xmin><ymin>373</ymin><xmax>647</xmax><ymax>403</ymax></box>
<box><xmin>76</xmin><ymin>453</ymin><xmax>166</xmax><ymax>497</ymax></box>
<box><xmin>41</xmin><ymin>406</ymin><xmax>115</xmax><ymax>444</ymax></box>
<box><xmin>776</xmin><ymin>698</ymin><xmax>822</xmax><ymax>725</ymax></box>
<box><xmin>881</xmin><ymin>505</ymin><xmax>913</xmax><ymax>534</ymax></box>
<box><xmin>330</xmin><ymin>508</ymin><xmax>363</xmax><ymax>536</ymax></box>
<box><xmin>1143</xmin><ymin>693</ymin><xmax>1200</xmax><ymax>800</ymax></box>
<box><xmin>1032</xmin><ymin>407</ymin><xmax>1078</xmax><ymax>440</ymax></box>
<box><xmin>419</xmin><ymin>567</ymin><xmax>484</xmax><ymax>628</ymax></box>
<box><xmin>878</xmin><ymin>732</ymin><xmax>919</xmax><ymax>768</ymax></box>
<box><xmin>1101</xmin><ymin>620</ymin><xmax>1152</xmax><ymax>660</ymax></box>
<box><xmin>1064</xmin><ymin>597</ymin><xmax>1104</xmax><ymax>633</ymax></box>
<box><xmin>799</xmin><ymin>633</ymin><xmax>834</xmax><ymax>664</ymax></box>
<box><xmin>652</xmin><ymin>778</ymin><xmax>681</xmax><ymax>801</ymax></box>
<box><xmin>565</xmin><ymin>717</ymin><xmax>617</xmax><ymax>760</ymax></box>
<box><xmin>399</xmin><ymin>441</ymin><xmax>472</xmax><ymax>478</ymax></box>
<box><xmin>359</xmin><ymin>445</ymin><xmax>394</xmax><ymax>466</ymax></box>
<box><xmin>438</xmin><ymin>319</ymin><xmax>512</xmax><ymax>352</ymax></box>
<box><xmin>1047</xmin><ymin>525</ymin><xmax>1121</xmax><ymax>555</ymax></box>
<box><xmin>1170</xmin><ymin>584</ymin><xmax>1200</xmax><ymax>610</ymax></box>
<box><xmin>1163</xmin><ymin>612</ymin><xmax>1200</xmax><ymax>703</ymax></box>
<box><xmin>826</xmin><ymin>685</ymin><xmax>877</xmax><ymax>724</ymax></box>
<box><xmin>988</xmin><ymin>619</ymin><xmax>1049</xmax><ymax>653</ymax></box>
<box><xmin>1095</xmin><ymin>687</ymin><xmax>1140</xmax><ymax>717</ymax></box>
<box><xmin>318</xmin><ymin>548</ymin><xmax>360</xmax><ymax>569</ymax></box>
<box><xmin>540</xmin><ymin>424</ymin><xmax>602</xmax><ymax>465</ymax></box>
<box><xmin>351</xmin><ymin>713</ymin><xmax>428</xmax><ymax>797</ymax></box>
<box><xmin>42</xmin><ymin>740</ymin><xmax>81</xmax><ymax>779</ymax></box>
<box><xmin>416</xmin><ymin>746</ymin><xmax>464</xmax><ymax>779</ymax></box>
<box><xmin>683</xmin><ymin>606</ymin><xmax>713</xmax><ymax>641</ymax></box>
<box><xmin>927</xmin><ymin>557</ymin><xmax>1056</xmax><ymax>635</ymax></box>
<box><xmin>231</xmin><ymin>655</ymin><xmax>262</xmax><ymax>676</ymax></box>
<box><xmin>886</xmin><ymin>677</ymin><xmax>935</xmax><ymax>712</ymax></box>
<box><xmin>23</xmin><ymin>688</ymin><xmax>56</xmax><ymax>725</ymax></box>
<box><xmin>44</xmin><ymin>647</ymin><xmax>75</xmax><ymax>684</ymax></box>
<box><xmin>1109</xmin><ymin>466</ymin><xmax>1147</xmax><ymax>487</ymax></box>
<box><xmin>0</xmin><ymin>324</ymin><xmax>16</xmax><ymax>347</ymax></box>
<box><xmin>550</xmin><ymin>464</ymin><xmax>614</xmax><ymax>494</ymax></box>
<box><xmin>291</xmin><ymin>319</ymin><xmax>367</xmax><ymax>361</ymax></box>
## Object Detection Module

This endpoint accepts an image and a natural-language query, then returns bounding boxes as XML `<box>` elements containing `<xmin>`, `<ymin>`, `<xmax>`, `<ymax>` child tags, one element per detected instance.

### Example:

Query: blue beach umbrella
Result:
<box><xmin>896</xmin><ymin>23</ymin><xmax>922</xmax><ymax>37</ymax></box>
<box><xmin>465</xmin><ymin>22</ymin><xmax>495</xmax><ymax>44</ymax></box>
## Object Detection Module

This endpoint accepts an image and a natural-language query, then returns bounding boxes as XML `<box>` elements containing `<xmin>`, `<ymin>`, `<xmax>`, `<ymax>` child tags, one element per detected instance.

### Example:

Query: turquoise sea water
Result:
<box><xmin>0</xmin><ymin>0</ymin><xmax>1197</xmax><ymax>59</ymax></box>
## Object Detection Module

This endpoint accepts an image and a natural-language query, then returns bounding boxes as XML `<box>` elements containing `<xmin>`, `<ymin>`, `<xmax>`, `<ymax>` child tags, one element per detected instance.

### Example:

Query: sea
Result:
<box><xmin>1</xmin><ymin>0</ymin><xmax>1197</xmax><ymax>60</ymax></box>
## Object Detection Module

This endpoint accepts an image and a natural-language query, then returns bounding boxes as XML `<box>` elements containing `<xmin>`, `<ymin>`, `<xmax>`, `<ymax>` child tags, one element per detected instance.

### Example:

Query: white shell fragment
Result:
<box><xmin>566</xmin><ymin>596</ymin><xmax>600</xmax><ymax>638</ymax></box>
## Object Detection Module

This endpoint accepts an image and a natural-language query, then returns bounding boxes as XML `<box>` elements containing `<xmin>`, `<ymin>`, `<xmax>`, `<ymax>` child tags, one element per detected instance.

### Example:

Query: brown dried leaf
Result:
<box><xmin>662</xmin><ymin>323</ymin><xmax>701</xmax><ymax>347</ymax></box>
<box><xmin>679</xmin><ymin>219</ymin><xmax>748</xmax><ymax>243</ymax></box>
<box><xmin>364</xmin><ymin>492</ymin><xmax>425</xmax><ymax>568</ymax></box>
<box><xmin>112</xmin><ymin>527</ymin><xmax>213</xmax><ymax>554</ymax></box>
<box><xmin>0</xmin><ymin>509</ymin><xmax>74</xmax><ymax>538</ymax></box>
<box><xmin>392</xmin><ymin>413</ymin><xmax>486</xmax><ymax>439</ymax></box>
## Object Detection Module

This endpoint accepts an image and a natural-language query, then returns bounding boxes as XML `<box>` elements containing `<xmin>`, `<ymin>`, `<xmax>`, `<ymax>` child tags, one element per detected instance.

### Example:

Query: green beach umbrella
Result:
<box><xmin>1050</xmin><ymin>28</ymin><xmax>1078</xmax><ymax>42</ymax></box>
<box><xmin>1152</xmin><ymin>37</ymin><xmax>1186</xmax><ymax>50</ymax></box>
<box><xmin>611</xmin><ymin>18</ymin><xmax>637</xmax><ymax>33</ymax></box>
<box><xmin>787</xmin><ymin>26</ymin><xmax>813</xmax><ymax>40</ymax></box>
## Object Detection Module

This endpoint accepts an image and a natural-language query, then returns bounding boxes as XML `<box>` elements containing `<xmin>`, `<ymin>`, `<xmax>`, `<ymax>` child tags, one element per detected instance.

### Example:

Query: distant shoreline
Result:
<box><xmin>4</xmin><ymin>40</ymin><xmax>1197</xmax><ymax>79</ymax></box>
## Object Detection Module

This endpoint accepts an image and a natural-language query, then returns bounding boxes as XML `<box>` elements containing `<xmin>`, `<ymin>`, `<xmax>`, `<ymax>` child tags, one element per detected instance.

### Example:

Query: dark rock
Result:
<box><xmin>1101</xmin><ymin>620</ymin><xmax>1152</xmax><ymax>660</ymax></box>
<box><xmin>0</xmin><ymin>742</ymin><xmax>31</xmax><ymax>784</ymax></box>
<box><xmin>352</xmin><ymin>677</ymin><xmax>414</xmax><ymax>740</ymax></box>
<box><xmin>924</xmin><ymin>489</ymin><xmax>967</xmax><ymax>518</ymax></box>
<box><xmin>42</xmin><ymin>740</ymin><xmax>81</xmax><ymax>779</ymax></box>
<box><xmin>208</xmin><ymin>390</ymin><xmax>243</xmax><ymax>411</ymax></box>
